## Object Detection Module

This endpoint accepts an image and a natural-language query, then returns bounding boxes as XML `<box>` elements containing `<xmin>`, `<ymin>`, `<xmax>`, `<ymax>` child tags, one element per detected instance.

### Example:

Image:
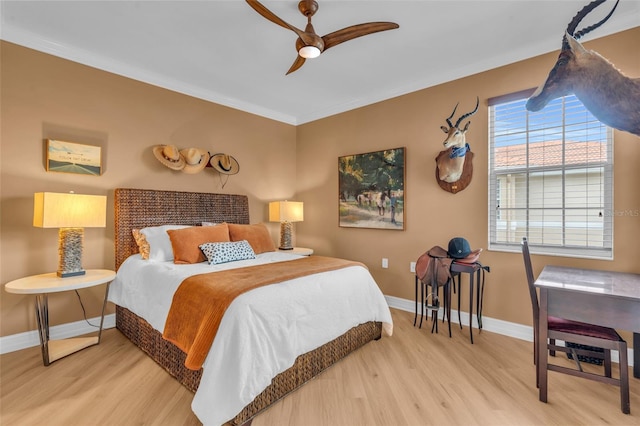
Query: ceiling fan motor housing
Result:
<box><xmin>296</xmin><ymin>31</ymin><xmax>324</xmax><ymax>53</ymax></box>
<box><xmin>298</xmin><ymin>0</ymin><xmax>319</xmax><ymax>17</ymax></box>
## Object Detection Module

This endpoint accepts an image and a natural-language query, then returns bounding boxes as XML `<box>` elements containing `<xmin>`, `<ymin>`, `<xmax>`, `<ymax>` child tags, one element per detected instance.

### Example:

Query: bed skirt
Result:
<box><xmin>115</xmin><ymin>305</ymin><xmax>382</xmax><ymax>425</ymax></box>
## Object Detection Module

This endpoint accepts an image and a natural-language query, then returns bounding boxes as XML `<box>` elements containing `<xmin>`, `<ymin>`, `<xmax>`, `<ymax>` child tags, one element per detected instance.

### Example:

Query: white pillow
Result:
<box><xmin>199</xmin><ymin>240</ymin><xmax>256</xmax><ymax>265</ymax></box>
<box><xmin>140</xmin><ymin>224</ymin><xmax>190</xmax><ymax>261</ymax></box>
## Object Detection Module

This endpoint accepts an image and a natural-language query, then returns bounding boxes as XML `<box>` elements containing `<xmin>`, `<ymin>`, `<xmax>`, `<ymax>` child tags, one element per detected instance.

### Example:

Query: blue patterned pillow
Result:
<box><xmin>199</xmin><ymin>240</ymin><xmax>256</xmax><ymax>265</ymax></box>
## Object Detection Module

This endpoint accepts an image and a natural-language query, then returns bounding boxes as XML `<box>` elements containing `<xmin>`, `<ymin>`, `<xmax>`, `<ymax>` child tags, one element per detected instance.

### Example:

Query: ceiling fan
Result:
<box><xmin>246</xmin><ymin>0</ymin><xmax>399</xmax><ymax>75</ymax></box>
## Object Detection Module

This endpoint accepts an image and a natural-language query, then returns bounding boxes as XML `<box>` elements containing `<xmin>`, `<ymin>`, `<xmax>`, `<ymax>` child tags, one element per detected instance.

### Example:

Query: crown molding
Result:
<box><xmin>295</xmin><ymin>21</ymin><xmax>640</xmax><ymax>125</ymax></box>
<box><xmin>2</xmin><ymin>18</ymin><xmax>637</xmax><ymax>127</ymax></box>
<box><xmin>0</xmin><ymin>25</ymin><xmax>298</xmax><ymax>125</ymax></box>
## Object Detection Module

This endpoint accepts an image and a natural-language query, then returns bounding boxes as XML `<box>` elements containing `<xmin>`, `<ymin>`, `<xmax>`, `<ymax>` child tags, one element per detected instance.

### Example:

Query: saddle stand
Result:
<box><xmin>415</xmin><ymin>246</ymin><xmax>454</xmax><ymax>336</ymax></box>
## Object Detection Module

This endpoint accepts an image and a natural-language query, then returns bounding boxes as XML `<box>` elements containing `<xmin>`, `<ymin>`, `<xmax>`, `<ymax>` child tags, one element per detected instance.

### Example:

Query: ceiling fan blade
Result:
<box><xmin>246</xmin><ymin>2</ymin><xmax>398</xmax><ymax>74</ymax></box>
<box><xmin>245</xmin><ymin>0</ymin><xmax>309</xmax><ymax>40</ymax></box>
<box><xmin>286</xmin><ymin>55</ymin><xmax>306</xmax><ymax>75</ymax></box>
<box><xmin>322</xmin><ymin>22</ymin><xmax>399</xmax><ymax>51</ymax></box>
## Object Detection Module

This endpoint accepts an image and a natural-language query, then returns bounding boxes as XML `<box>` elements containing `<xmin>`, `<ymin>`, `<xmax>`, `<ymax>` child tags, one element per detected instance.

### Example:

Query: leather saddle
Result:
<box><xmin>416</xmin><ymin>245</ymin><xmax>453</xmax><ymax>289</ymax></box>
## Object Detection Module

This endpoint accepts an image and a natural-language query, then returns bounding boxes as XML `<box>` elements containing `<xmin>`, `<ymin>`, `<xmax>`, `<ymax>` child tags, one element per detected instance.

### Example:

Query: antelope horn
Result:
<box><xmin>454</xmin><ymin>97</ymin><xmax>479</xmax><ymax>128</ymax></box>
<box><xmin>445</xmin><ymin>103</ymin><xmax>459</xmax><ymax>128</ymax></box>
<box><xmin>573</xmin><ymin>0</ymin><xmax>619</xmax><ymax>40</ymax></box>
<box><xmin>566</xmin><ymin>0</ymin><xmax>606</xmax><ymax>36</ymax></box>
<box><xmin>562</xmin><ymin>0</ymin><xmax>615</xmax><ymax>50</ymax></box>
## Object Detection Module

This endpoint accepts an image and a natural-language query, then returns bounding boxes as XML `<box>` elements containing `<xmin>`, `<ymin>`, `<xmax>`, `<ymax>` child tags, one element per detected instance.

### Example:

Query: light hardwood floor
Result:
<box><xmin>1</xmin><ymin>309</ymin><xmax>638</xmax><ymax>425</ymax></box>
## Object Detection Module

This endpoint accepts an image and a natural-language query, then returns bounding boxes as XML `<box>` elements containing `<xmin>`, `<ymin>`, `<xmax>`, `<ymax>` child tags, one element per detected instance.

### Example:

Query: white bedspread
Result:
<box><xmin>108</xmin><ymin>252</ymin><xmax>393</xmax><ymax>425</ymax></box>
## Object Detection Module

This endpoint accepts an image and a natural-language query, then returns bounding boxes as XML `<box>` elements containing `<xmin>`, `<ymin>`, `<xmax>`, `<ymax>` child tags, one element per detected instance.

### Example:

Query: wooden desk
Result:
<box><xmin>535</xmin><ymin>265</ymin><xmax>640</xmax><ymax>403</ymax></box>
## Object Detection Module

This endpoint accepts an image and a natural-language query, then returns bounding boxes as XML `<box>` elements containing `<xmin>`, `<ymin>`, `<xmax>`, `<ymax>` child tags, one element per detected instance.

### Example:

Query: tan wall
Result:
<box><xmin>2</xmin><ymin>28</ymin><xmax>638</xmax><ymax>339</ymax></box>
<box><xmin>295</xmin><ymin>27</ymin><xmax>640</xmax><ymax>329</ymax></box>
<box><xmin>0</xmin><ymin>42</ymin><xmax>296</xmax><ymax>336</ymax></box>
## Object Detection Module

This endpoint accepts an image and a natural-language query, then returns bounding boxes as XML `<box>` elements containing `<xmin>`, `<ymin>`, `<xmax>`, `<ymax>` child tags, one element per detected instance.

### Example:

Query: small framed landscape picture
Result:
<box><xmin>338</xmin><ymin>147</ymin><xmax>405</xmax><ymax>230</ymax></box>
<box><xmin>46</xmin><ymin>139</ymin><xmax>102</xmax><ymax>176</ymax></box>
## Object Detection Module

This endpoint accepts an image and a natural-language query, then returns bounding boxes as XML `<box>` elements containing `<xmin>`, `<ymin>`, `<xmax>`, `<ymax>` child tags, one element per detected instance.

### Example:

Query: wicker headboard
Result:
<box><xmin>114</xmin><ymin>188</ymin><xmax>250</xmax><ymax>270</ymax></box>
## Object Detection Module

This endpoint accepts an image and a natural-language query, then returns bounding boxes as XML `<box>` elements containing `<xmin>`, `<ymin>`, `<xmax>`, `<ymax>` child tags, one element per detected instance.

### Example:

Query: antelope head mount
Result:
<box><xmin>526</xmin><ymin>0</ymin><xmax>640</xmax><ymax>136</ymax></box>
<box><xmin>437</xmin><ymin>97</ymin><xmax>479</xmax><ymax>184</ymax></box>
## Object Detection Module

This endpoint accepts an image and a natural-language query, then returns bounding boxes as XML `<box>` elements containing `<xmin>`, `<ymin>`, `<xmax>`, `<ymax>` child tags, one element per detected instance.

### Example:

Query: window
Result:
<box><xmin>488</xmin><ymin>91</ymin><xmax>613</xmax><ymax>259</ymax></box>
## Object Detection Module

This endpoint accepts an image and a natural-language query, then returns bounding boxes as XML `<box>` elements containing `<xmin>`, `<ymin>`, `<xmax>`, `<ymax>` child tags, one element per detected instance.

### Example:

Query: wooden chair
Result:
<box><xmin>521</xmin><ymin>237</ymin><xmax>630</xmax><ymax>414</ymax></box>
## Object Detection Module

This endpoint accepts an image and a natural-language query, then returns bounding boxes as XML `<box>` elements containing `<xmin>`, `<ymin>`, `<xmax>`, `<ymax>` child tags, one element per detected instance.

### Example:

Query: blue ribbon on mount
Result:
<box><xmin>449</xmin><ymin>143</ymin><xmax>470</xmax><ymax>159</ymax></box>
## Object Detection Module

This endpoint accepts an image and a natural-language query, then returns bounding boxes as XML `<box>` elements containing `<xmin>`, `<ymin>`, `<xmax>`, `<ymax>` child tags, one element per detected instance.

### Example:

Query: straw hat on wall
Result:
<box><xmin>180</xmin><ymin>148</ymin><xmax>210</xmax><ymax>174</ymax></box>
<box><xmin>210</xmin><ymin>153</ymin><xmax>240</xmax><ymax>175</ymax></box>
<box><xmin>153</xmin><ymin>145</ymin><xmax>185</xmax><ymax>170</ymax></box>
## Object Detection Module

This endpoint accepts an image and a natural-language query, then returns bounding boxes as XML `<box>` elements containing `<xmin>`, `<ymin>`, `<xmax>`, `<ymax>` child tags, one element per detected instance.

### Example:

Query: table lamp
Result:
<box><xmin>269</xmin><ymin>201</ymin><xmax>303</xmax><ymax>250</ymax></box>
<box><xmin>33</xmin><ymin>192</ymin><xmax>107</xmax><ymax>278</ymax></box>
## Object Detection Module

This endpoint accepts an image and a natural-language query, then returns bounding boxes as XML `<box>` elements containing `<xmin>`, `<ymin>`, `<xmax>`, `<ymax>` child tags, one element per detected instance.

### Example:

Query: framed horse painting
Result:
<box><xmin>338</xmin><ymin>147</ymin><xmax>405</xmax><ymax>230</ymax></box>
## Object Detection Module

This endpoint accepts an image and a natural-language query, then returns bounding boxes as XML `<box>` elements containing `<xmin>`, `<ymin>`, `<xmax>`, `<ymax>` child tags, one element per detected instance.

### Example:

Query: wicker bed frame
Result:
<box><xmin>113</xmin><ymin>188</ymin><xmax>382</xmax><ymax>425</ymax></box>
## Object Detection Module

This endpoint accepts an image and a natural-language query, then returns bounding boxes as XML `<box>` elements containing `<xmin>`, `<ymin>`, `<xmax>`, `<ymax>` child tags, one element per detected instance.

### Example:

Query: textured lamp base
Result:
<box><xmin>279</xmin><ymin>221</ymin><xmax>293</xmax><ymax>250</ymax></box>
<box><xmin>58</xmin><ymin>228</ymin><xmax>85</xmax><ymax>278</ymax></box>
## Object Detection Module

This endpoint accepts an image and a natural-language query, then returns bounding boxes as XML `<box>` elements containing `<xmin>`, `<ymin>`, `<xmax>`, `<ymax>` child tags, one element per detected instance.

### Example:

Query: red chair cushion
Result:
<box><xmin>548</xmin><ymin>316</ymin><xmax>622</xmax><ymax>341</ymax></box>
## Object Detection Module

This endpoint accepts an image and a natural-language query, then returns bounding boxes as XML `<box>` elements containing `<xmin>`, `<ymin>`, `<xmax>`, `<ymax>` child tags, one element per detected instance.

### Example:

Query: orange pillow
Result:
<box><xmin>228</xmin><ymin>223</ymin><xmax>276</xmax><ymax>254</ymax></box>
<box><xmin>167</xmin><ymin>223</ymin><xmax>230</xmax><ymax>264</ymax></box>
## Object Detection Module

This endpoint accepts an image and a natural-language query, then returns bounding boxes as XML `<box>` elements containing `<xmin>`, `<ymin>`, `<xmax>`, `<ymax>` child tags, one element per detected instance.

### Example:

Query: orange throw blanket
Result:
<box><xmin>162</xmin><ymin>256</ymin><xmax>365</xmax><ymax>370</ymax></box>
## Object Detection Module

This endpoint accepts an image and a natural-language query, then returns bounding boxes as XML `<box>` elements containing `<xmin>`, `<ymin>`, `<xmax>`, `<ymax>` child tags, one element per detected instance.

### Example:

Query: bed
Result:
<box><xmin>110</xmin><ymin>188</ymin><xmax>392</xmax><ymax>425</ymax></box>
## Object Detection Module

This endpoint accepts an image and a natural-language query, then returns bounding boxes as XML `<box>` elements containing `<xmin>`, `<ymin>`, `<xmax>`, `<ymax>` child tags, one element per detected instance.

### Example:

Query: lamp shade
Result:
<box><xmin>34</xmin><ymin>192</ymin><xmax>107</xmax><ymax>228</ymax></box>
<box><xmin>269</xmin><ymin>201</ymin><xmax>303</xmax><ymax>223</ymax></box>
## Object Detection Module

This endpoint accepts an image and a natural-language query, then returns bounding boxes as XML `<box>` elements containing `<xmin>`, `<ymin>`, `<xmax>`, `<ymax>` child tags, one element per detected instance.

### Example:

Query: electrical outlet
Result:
<box><xmin>410</xmin><ymin>262</ymin><xmax>416</xmax><ymax>273</ymax></box>
<box><xmin>382</xmin><ymin>258</ymin><xmax>388</xmax><ymax>268</ymax></box>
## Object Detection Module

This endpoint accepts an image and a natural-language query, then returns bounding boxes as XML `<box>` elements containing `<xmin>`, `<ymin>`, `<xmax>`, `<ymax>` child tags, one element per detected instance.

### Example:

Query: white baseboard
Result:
<box><xmin>1</xmin><ymin>298</ymin><xmax>634</xmax><ymax>368</ymax></box>
<box><xmin>0</xmin><ymin>314</ymin><xmax>115</xmax><ymax>355</ymax></box>
<box><xmin>384</xmin><ymin>295</ymin><xmax>634</xmax><ymax>367</ymax></box>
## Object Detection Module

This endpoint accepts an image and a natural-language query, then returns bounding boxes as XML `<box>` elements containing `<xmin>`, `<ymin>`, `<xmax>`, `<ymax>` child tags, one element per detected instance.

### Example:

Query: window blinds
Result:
<box><xmin>488</xmin><ymin>93</ymin><xmax>613</xmax><ymax>259</ymax></box>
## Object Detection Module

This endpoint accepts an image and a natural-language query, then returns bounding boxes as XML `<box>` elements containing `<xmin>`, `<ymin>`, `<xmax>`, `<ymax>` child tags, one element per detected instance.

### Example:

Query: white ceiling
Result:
<box><xmin>1</xmin><ymin>0</ymin><xmax>638</xmax><ymax>125</ymax></box>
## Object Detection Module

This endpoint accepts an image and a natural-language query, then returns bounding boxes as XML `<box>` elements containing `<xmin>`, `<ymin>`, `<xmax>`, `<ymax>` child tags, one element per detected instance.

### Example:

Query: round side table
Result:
<box><xmin>5</xmin><ymin>269</ymin><xmax>116</xmax><ymax>366</ymax></box>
